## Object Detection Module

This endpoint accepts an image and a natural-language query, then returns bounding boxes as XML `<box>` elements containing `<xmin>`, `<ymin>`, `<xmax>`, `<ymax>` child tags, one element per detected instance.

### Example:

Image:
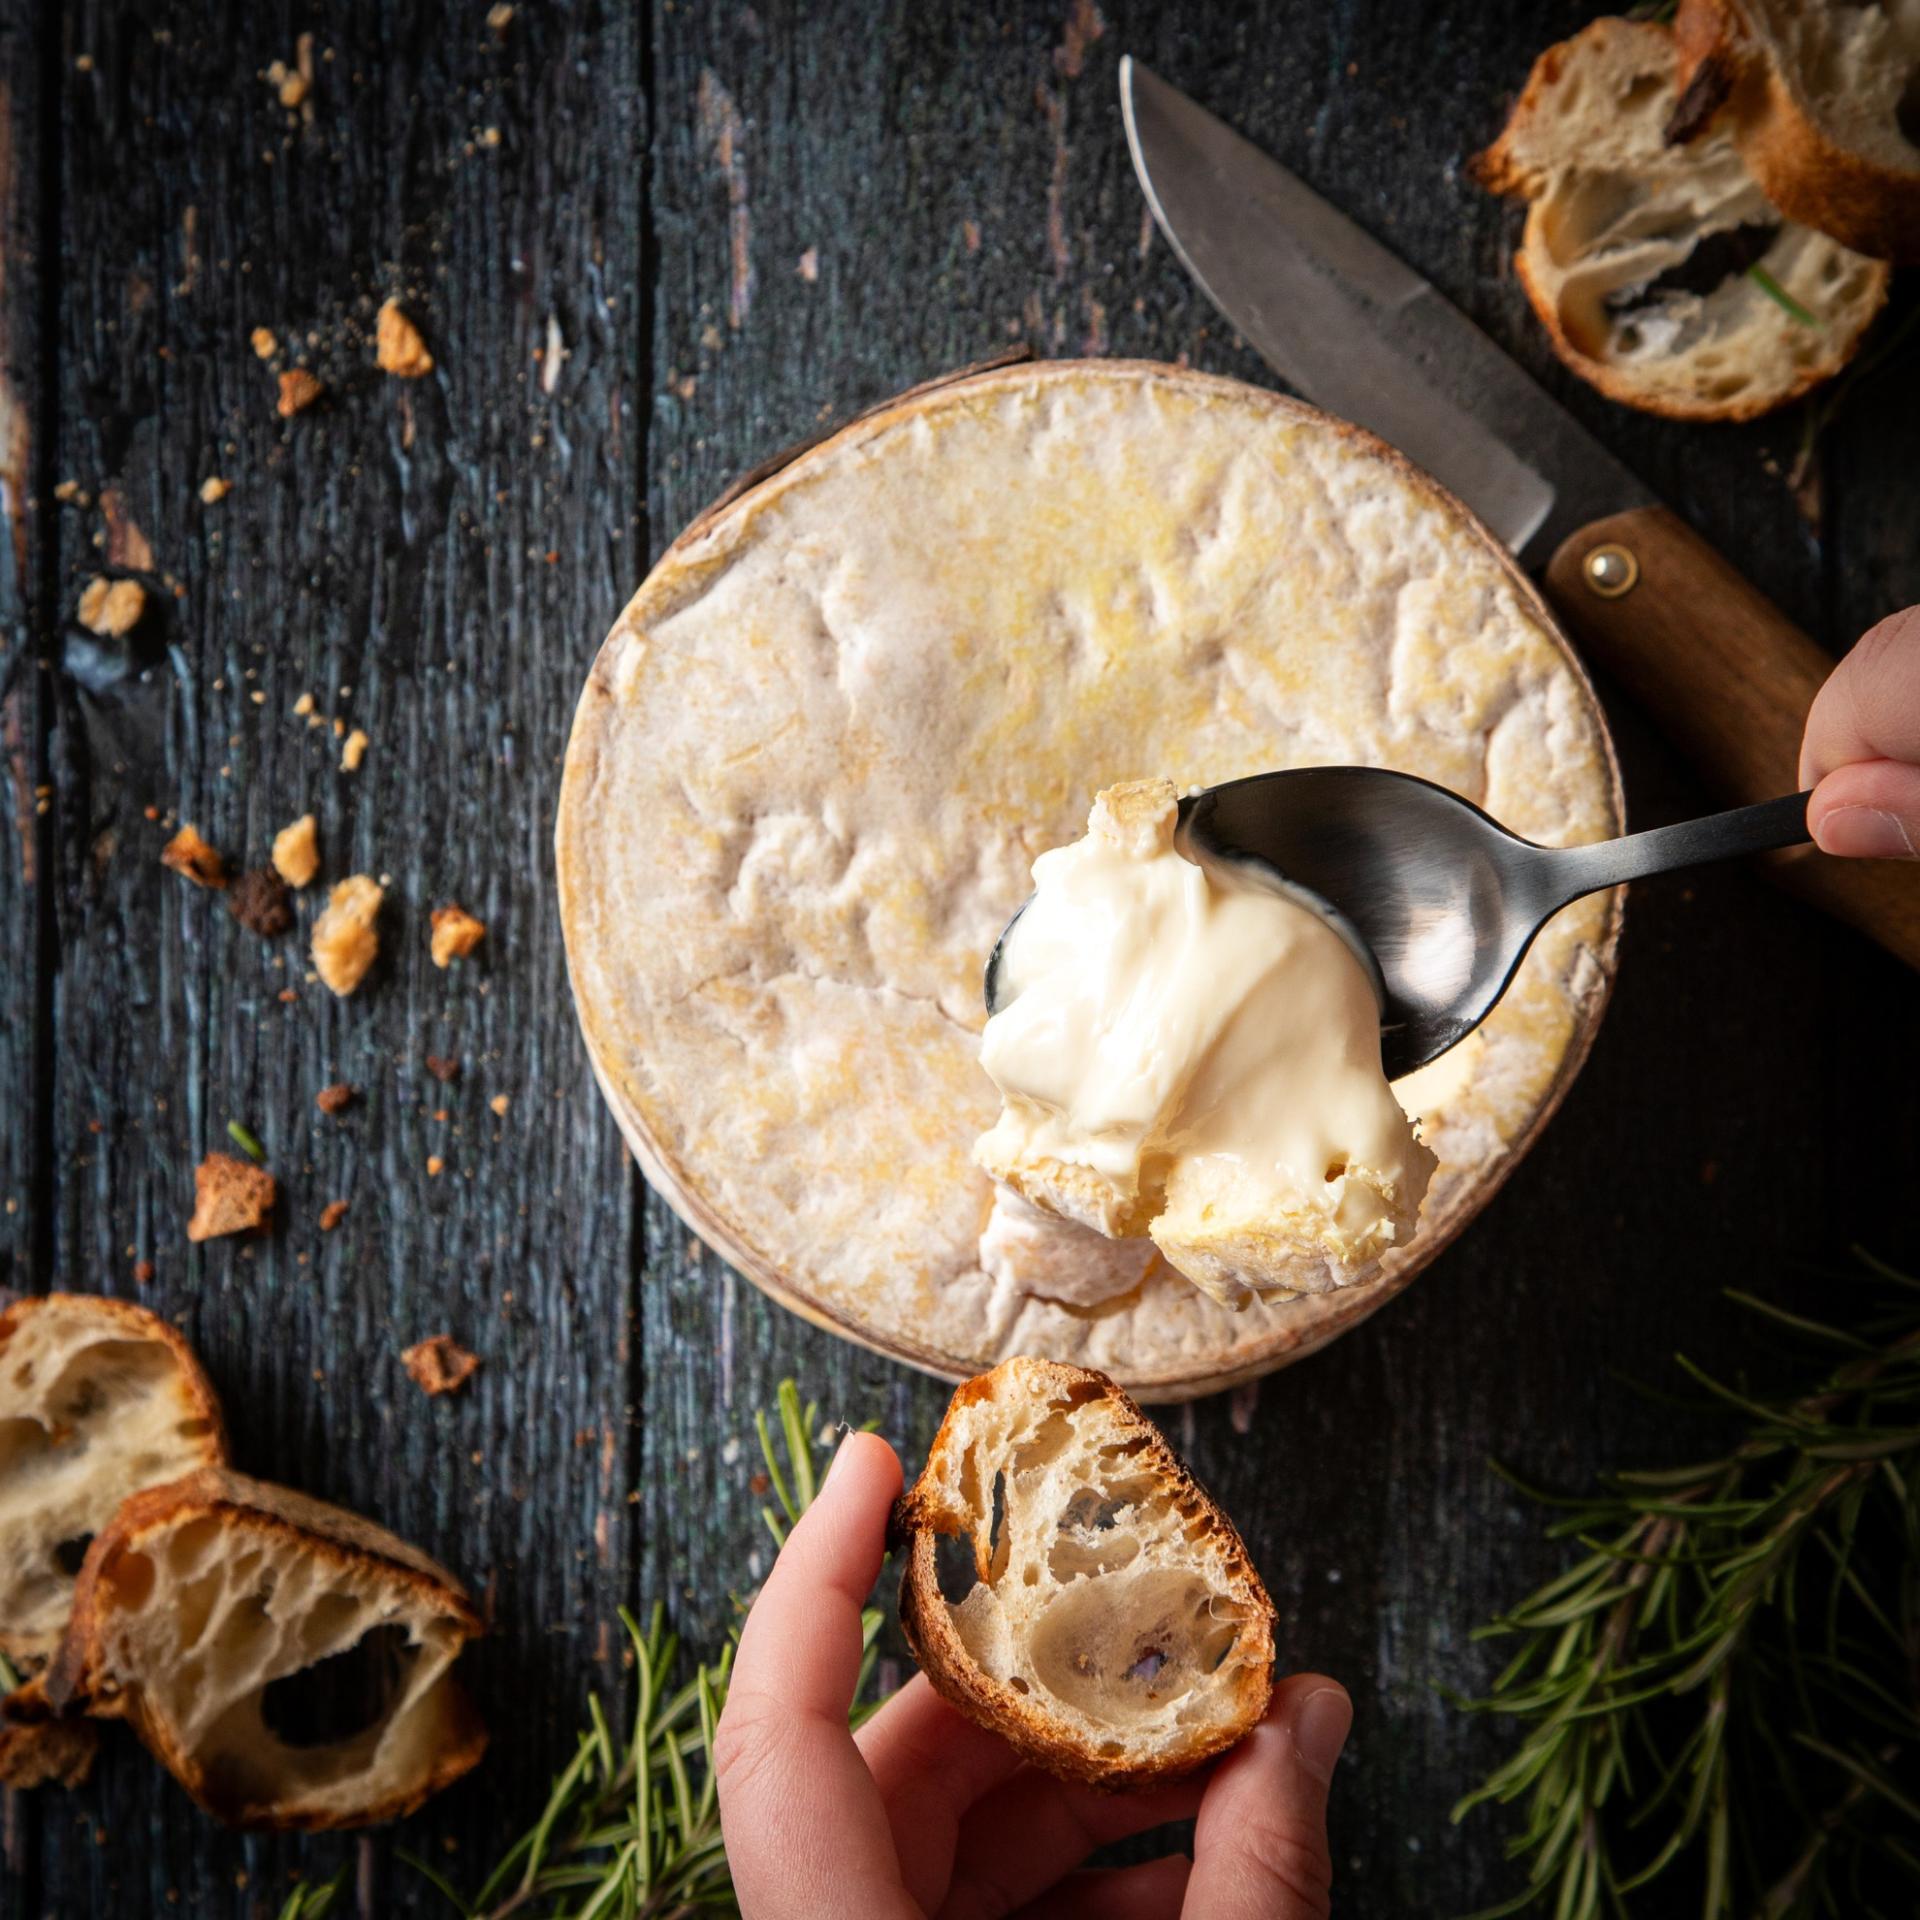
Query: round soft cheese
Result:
<box><xmin>556</xmin><ymin>360</ymin><xmax>1623</xmax><ymax>1400</ymax></box>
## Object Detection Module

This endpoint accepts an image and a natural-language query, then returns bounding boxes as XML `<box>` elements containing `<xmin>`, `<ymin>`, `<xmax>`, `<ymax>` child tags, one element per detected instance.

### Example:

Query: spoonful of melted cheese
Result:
<box><xmin>975</xmin><ymin>779</ymin><xmax>1436</xmax><ymax>1309</ymax></box>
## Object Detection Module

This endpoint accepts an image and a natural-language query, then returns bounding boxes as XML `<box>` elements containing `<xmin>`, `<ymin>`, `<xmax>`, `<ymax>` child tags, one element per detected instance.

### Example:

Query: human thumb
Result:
<box><xmin>1184</xmin><ymin>1675</ymin><xmax>1351</xmax><ymax>1919</ymax></box>
<box><xmin>1807</xmin><ymin>759</ymin><xmax>1920</xmax><ymax>860</ymax></box>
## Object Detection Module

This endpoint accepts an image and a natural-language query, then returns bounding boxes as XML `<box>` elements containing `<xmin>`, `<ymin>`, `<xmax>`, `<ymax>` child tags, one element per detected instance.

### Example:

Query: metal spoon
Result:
<box><xmin>983</xmin><ymin>770</ymin><xmax>1814</xmax><ymax>1080</ymax></box>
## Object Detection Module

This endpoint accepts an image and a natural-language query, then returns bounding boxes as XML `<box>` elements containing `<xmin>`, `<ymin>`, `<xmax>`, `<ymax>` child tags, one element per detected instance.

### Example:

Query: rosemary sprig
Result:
<box><xmin>227</xmin><ymin>1119</ymin><xmax>267</xmax><ymax>1163</ymax></box>
<box><xmin>414</xmin><ymin>1378</ymin><xmax>882</xmax><ymax>1919</ymax></box>
<box><xmin>1453</xmin><ymin>1259</ymin><xmax>1920</xmax><ymax>1919</ymax></box>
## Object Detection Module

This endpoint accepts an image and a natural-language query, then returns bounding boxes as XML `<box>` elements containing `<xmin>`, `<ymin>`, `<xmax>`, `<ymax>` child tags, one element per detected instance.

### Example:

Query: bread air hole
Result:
<box><xmin>0</xmin><ymin>1416</ymin><xmax>57</xmax><ymax>1477</ymax></box>
<box><xmin>934</xmin><ymin>1531</ymin><xmax>978</xmax><ymax>1605</ymax></box>
<box><xmin>1028</xmin><ymin>1569</ymin><xmax>1239</xmax><ymax>1722</ymax></box>
<box><xmin>52</xmin><ymin>1534</ymin><xmax>93</xmax><ymax>1577</ymax></box>
<box><xmin>1601</xmin><ymin>218</ymin><xmax>1782</xmax><ymax>328</ymax></box>
<box><xmin>104</xmin><ymin>1548</ymin><xmax>156</xmax><ymax>1612</ymax></box>
<box><xmin>259</xmin><ymin>1622</ymin><xmax>414</xmax><ymax>1749</ymax></box>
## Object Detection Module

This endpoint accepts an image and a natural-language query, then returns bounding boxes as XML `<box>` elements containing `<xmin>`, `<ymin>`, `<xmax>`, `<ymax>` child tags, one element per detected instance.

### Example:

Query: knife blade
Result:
<box><xmin>1118</xmin><ymin>57</ymin><xmax>1920</xmax><ymax>974</ymax></box>
<box><xmin>1120</xmin><ymin>56</ymin><xmax>1653</xmax><ymax>569</ymax></box>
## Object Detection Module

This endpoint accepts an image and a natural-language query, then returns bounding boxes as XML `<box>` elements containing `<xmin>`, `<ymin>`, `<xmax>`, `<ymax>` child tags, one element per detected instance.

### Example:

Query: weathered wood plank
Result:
<box><xmin>25</xmin><ymin>2</ymin><xmax>646</xmax><ymax>1912</ymax></box>
<box><xmin>0</xmin><ymin>11</ymin><xmax>57</xmax><ymax>1910</ymax></box>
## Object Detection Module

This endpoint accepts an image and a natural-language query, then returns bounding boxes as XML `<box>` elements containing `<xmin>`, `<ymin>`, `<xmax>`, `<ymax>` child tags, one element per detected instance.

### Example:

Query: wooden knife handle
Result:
<box><xmin>1545</xmin><ymin>505</ymin><xmax>1920</xmax><ymax>972</ymax></box>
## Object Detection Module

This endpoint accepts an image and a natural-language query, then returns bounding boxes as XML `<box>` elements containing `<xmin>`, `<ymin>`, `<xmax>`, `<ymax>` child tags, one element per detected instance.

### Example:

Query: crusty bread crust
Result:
<box><xmin>1676</xmin><ymin>0</ymin><xmax>1920</xmax><ymax>262</ymax></box>
<box><xmin>0</xmin><ymin>1680</ymin><xmax>98</xmax><ymax>1789</ymax></box>
<box><xmin>0</xmin><ymin>1292</ymin><xmax>229</xmax><ymax>1665</ymax></box>
<box><xmin>1479</xmin><ymin>17</ymin><xmax>1889</xmax><ymax>421</ymax></box>
<box><xmin>48</xmin><ymin>1467</ymin><xmax>485</xmax><ymax>1830</ymax></box>
<box><xmin>894</xmin><ymin>1358</ymin><xmax>1275</xmax><ymax>1790</ymax></box>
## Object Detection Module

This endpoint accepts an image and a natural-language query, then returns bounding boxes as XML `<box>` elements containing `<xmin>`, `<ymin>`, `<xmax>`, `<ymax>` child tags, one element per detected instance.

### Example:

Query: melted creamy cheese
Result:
<box><xmin>975</xmin><ymin>779</ymin><xmax>1435</xmax><ymax>1306</ymax></box>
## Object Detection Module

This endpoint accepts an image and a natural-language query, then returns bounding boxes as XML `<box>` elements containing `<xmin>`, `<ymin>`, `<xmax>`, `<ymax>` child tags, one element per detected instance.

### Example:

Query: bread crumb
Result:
<box><xmin>161</xmin><ymin>824</ymin><xmax>228</xmax><ymax>890</ymax></box>
<box><xmin>315</xmin><ymin>1082</ymin><xmax>354</xmax><ymax>1114</ymax></box>
<box><xmin>311</xmin><ymin>875</ymin><xmax>382</xmax><ymax>995</ymax></box>
<box><xmin>133</xmin><ymin>1258</ymin><xmax>154</xmax><ymax>1284</ymax></box>
<box><xmin>0</xmin><ymin>1716</ymin><xmax>99</xmax><ymax>1792</ymax></box>
<box><xmin>489</xmin><ymin>1093</ymin><xmax>509</xmax><ymax>1117</ymax></box>
<box><xmin>292</xmin><ymin>691</ymin><xmax>314</xmax><ymax>717</ymax></box>
<box><xmin>228</xmin><ymin>867</ymin><xmax>293</xmax><ymax>936</ymax></box>
<box><xmin>250</xmin><ymin>326</ymin><xmax>278</xmax><ymax>360</ymax></box>
<box><xmin>430</xmin><ymin>903</ymin><xmax>486</xmax><ymax>968</ymax></box>
<box><xmin>277</xmin><ymin>368</ymin><xmax>323</xmax><ymax>416</ymax></box>
<box><xmin>426</xmin><ymin>1054</ymin><xmax>462</xmax><ymax>1083</ymax></box>
<box><xmin>798</xmin><ymin>247</ymin><xmax>819</xmax><ymax>282</ymax></box>
<box><xmin>271</xmin><ymin>812</ymin><xmax>319</xmax><ymax>887</ymax></box>
<box><xmin>198</xmin><ymin>475</ymin><xmax>230</xmax><ymax>504</ymax></box>
<box><xmin>77</xmin><ymin>575</ymin><xmax>146</xmax><ymax>637</ymax></box>
<box><xmin>478</xmin><ymin>126</ymin><xmax>501</xmax><ymax>148</ymax></box>
<box><xmin>319</xmin><ymin>1199</ymin><xmax>348</xmax><ymax>1232</ymax></box>
<box><xmin>376</xmin><ymin>299</ymin><xmax>434</xmax><ymax>378</ymax></box>
<box><xmin>278</xmin><ymin>69</ymin><xmax>307</xmax><ymax>107</ymax></box>
<box><xmin>402</xmin><ymin>1334</ymin><xmax>479</xmax><ymax>1396</ymax></box>
<box><xmin>426</xmin><ymin>1155</ymin><xmax>445</xmax><ymax>1177</ymax></box>
<box><xmin>53</xmin><ymin>479</ymin><xmax>88</xmax><ymax>504</ymax></box>
<box><xmin>487</xmin><ymin>2</ymin><xmax>514</xmax><ymax>27</ymax></box>
<box><xmin>341</xmin><ymin>727</ymin><xmax>369</xmax><ymax>772</ymax></box>
<box><xmin>187</xmin><ymin>1152</ymin><xmax>276</xmax><ymax>1242</ymax></box>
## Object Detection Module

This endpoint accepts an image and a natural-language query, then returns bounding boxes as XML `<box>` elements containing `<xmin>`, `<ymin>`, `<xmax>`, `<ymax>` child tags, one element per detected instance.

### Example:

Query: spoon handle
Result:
<box><xmin>1529</xmin><ymin>791</ymin><xmax>1813</xmax><ymax>914</ymax></box>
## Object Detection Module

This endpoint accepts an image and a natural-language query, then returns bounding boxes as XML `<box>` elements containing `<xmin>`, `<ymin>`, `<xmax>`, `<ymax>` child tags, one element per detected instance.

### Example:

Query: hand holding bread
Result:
<box><xmin>717</xmin><ymin>1361</ymin><xmax>1349</xmax><ymax>1919</ymax></box>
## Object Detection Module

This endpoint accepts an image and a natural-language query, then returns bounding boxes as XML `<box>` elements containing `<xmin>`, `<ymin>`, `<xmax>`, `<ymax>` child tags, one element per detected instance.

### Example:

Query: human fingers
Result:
<box><xmin>1181</xmin><ymin>1676</ymin><xmax>1350</xmax><ymax>1920</ymax></box>
<box><xmin>1806</xmin><ymin>758</ymin><xmax>1920</xmax><ymax>859</ymax></box>
<box><xmin>716</xmin><ymin>1432</ymin><xmax>919</xmax><ymax>1920</ymax></box>
<box><xmin>937</xmin><ymin>1770</ymin><xmax>1204</xmax><ymax>1920</ymax></box>
<box><xmin>1007</xmin><ymin>1856</ymin><xmax>1194</xmax><ymax>1919</ymax></box>
<box><xmin>854</xmin><ymin>1675</ymin><xmax>1026</xmax><ymax>1908</ymax></box>
<box><xmin>1800</xmin><ymin>606</ymin><xmax>1920</xmax><ymax>789</ymax></box>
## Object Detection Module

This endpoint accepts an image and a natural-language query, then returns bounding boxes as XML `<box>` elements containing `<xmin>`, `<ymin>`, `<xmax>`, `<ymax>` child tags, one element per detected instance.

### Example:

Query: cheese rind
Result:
<box><xmin>555</xmin><ymin>360</ymin><xmax>1623</xmax><ymax>1396</ymax></box>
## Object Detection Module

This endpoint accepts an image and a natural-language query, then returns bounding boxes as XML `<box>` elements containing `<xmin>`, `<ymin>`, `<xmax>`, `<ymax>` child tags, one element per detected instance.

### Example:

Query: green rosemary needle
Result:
<box><xmin>226</xmin><ymin>1120</ymin><xmax>267</xmax><ymax>1163</ymax></box>
<box><xmin>1453</xmin><ymin>1257</ymin><xmax>1920</xmax><ymax>1920</ymax></box>
<box><xmin>1747</xmin><ymin>264</ymin><xmax>1821</xmax><ymax>328</ymax></box>
<box><xmin>274</xmin><ymin>1869</ymin><xmax>347</xmax><ymax>1920</ymax></box>
<box><xmin>415</xmin><ymin>1378</ymin><xmax>881</xmax><ymax>1919</ymax></box>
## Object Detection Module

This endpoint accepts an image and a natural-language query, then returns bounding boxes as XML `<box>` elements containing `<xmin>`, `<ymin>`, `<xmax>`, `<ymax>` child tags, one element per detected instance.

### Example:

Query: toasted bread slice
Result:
<box><xmin>0</xmin><ymin>1293</ymin><xmax>228</xmax><ymax>1667</ymax></box>
<box><xmin>1477</xmin><ymin>17</ymin><xmax>1888</xmax><ymax>419</ymax></box>
<box><xmin>45</xmin><ymin>1467</ymin><xmax>486</xmax><ymax>1829</ymax></box>
<box><xmin>895</xmin><ymin>1358</ymin><xmax>1275</xmax><ymax>1788</ymax></box>
<box><xmin>1676</xmin><ymin>0</ymin><xmax>1920</xmax><ymax>261</ymax></box>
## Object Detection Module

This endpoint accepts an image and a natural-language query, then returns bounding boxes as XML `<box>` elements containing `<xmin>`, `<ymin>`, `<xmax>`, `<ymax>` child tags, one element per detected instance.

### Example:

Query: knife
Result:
<box><xmin>1120</xmin><ymin>57</ymin><xmax>1920</xmax><ymax>973</ymax></box>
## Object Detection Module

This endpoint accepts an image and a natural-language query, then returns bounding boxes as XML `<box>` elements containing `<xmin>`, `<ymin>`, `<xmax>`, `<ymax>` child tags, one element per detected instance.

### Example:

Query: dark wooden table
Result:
<box><xmin>1</xmin><ymin>3</ymin><xmax>1915</xmax><ymax>1914</ymax></box>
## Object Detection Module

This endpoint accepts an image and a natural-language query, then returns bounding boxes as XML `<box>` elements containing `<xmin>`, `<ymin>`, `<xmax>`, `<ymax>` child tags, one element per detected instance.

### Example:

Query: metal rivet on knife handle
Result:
<box><xmin>1584</xmin><ymin>544</ymin><xmax>1639</xmax><ymax>598</ymax></box>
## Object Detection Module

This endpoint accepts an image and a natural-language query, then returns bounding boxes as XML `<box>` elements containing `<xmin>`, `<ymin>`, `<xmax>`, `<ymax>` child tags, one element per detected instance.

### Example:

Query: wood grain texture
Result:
<box><xmin>1</xmin><ymin>2</ymin><xmax>1916</xmax><ymax>1917</ymax></box>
